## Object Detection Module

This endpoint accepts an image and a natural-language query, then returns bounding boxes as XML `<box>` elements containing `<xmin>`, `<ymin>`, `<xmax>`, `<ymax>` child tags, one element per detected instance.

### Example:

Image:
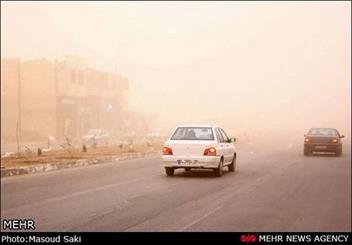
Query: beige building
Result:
<box><xmin>1</xmin><ymin>57</ymin><xmax>129</xmax><ymax>146</ymax></box>
<box><xmin>1</xmin><ymin>59</ymin><xmax>21</xmax><ymax>143</ymax></box>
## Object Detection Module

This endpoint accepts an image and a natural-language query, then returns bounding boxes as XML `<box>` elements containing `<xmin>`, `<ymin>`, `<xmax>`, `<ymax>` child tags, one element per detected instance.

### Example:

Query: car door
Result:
<box><xmin>214</xmin><ymin>128</ymin><xmax>227</xmax><ymax>160</ymax></box>
<box><xmin>219</xmin><ymin>128</ymin><xmax>233</xmax><ymax>164</ymax></box>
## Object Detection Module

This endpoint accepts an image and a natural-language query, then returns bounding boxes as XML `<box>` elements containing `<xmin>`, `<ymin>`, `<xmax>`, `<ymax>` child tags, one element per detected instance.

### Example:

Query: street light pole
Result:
<box><xmin>55</xmin><ymin>59</ymin><xmax>59</xmax><ymax>139</ymax></box>
<box><xmin>16</xmin><ymin>59</ymin><xmax>22</xmax><ymax>154</ymax></box>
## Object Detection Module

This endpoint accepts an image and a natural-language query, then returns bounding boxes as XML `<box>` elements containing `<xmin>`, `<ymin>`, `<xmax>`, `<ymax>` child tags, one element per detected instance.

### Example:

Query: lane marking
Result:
<box><xmin>178</xmin><ymin>205</ymin><xmax>223</xmax><ymax>231</ymax></box>
<box><xmin>1</xmin><ymin>155</ymin><xmax>162</xmax><ymax>183</ymax></box>
<box><xmin>2</xmin><ymin>173</ymin><xmax>160</xmax><ymax>215</ymax></box>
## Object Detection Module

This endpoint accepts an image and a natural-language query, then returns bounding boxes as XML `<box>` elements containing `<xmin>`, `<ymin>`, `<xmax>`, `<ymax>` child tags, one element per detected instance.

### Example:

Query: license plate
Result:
<box><xmin>177</xmin><ymin>160</ymin><xmax>197</xmax><ymax>165</ymax></box>
<box><xmin>315</xmin><ymin>146</ymin><xmax>327</xmax><ymax>149</ymax></box>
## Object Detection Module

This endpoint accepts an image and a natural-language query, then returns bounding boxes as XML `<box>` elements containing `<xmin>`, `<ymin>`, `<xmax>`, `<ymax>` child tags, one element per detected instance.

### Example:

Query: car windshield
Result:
<box><xmin>171</xmin><ymin>127</ymin><xmax>214</xmax><ymax>140</ymax></box>
<box><xmin>308</xmin><ymin>128</ymin><xmax>338</xmax><ymax>136</ymax></box>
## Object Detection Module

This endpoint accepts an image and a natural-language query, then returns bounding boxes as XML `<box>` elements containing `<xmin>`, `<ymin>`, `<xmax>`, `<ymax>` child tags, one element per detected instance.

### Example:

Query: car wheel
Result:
<box><xmin>228</xmin><ymin>154</ymin><xmax>236</xmax><ymax>172</ymax></box>
<box><xmin>304</xmin><ymin>148</ymin><xmax>310</xmax><ymax>156</ymax></box>
<box><xmin>215</xmin><ymin>158</ymin><xmax>223</xmax><ymax>177</ymax></box>
<box><xmin>185</xmin><ymin>168</ymin><xmax>191</xmax><ymax>172</ymax></box>
<box><xmin>165</xmin><ymin>167</ymin><xmax>174</xmax><ymax>176</ymax></box>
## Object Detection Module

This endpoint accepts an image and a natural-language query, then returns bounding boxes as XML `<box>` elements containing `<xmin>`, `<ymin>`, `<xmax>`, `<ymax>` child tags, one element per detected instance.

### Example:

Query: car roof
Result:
<box><xmin>177</xmin><ymin>124</ymin><xmax>218</xmax><ymax>128</ymax></box>
<box><xmin>309</xmin><ymin>127</ymin><xmax>338</xmax><ymax>130</ymax></box>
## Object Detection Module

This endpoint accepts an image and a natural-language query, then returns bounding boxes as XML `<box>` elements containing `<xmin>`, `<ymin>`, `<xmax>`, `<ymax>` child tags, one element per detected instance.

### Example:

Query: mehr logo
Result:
<box><xmin>1</xmin><ymin>219</ymin><xmax>36</xmax><ymax>230</ymax></box>
<box><xmin>240</xmin><ymin>234</ymin><xmax>257</xmax><ymax>243</ymax></box>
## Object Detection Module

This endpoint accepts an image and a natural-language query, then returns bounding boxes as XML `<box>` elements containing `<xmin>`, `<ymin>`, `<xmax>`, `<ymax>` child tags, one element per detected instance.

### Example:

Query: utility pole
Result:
<box><xmin>16</xmin><ymin>59</ymin><xmax>22</xmax><ymax>154</ymax></box>
<box><xmin>55</xmin><ymin>59</ymin><xmax>59</xmax><ymax>140</ymax></box>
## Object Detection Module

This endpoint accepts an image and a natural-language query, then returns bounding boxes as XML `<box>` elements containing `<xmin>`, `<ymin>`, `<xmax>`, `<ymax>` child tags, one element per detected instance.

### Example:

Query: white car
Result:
<box><xmin>162</xmin><ymin>125</ymin><xmax>237</xmax><ymax>177</ymax></box>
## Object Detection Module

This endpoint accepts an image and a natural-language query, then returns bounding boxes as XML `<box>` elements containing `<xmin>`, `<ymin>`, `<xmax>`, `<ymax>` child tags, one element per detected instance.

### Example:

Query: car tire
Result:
<box><xmin>228</xmin><ymin>154</ymin><xmax>236</xmax><ymax>172</ymax></box>
<box><xmin>185</xmin><ymin>168</ymin><xmax>191</xmax><ymax>172</ymax></box>
<box><xmin>215</xmin><ymin>158</ymin><xmax>223</xmax><ymax>177</ymax></box>
<box><xmin>165</xmin><ymin>167</ymin><xmax>174</xmax><ymax>176</ymax></box>
<box><xmin>336</xmin><ymin>148</ymin><xmax>342</xmax><ymax>156</ymax></box>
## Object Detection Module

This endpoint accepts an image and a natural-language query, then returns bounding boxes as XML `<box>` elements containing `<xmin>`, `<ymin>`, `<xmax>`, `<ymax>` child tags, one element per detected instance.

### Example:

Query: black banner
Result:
<box><xmin>0</xmin><ymin>232</ymin><xmax>351</xmax><ymax>244</ymax></box>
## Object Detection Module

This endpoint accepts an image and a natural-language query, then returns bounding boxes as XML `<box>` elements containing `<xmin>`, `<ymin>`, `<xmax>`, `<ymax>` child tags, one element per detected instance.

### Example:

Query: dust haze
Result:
<box><xmin>1</xmin><ymin>2</ymin><xmax>351</xmax><ymax>150</ymax></box>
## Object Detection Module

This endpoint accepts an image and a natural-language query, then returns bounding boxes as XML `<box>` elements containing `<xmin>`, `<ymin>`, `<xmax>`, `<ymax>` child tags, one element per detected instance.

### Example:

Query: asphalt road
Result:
<box><xmin>1</xmin><ymin>145</ymin><xmax>351</xmax><ymax>232</ymax></box>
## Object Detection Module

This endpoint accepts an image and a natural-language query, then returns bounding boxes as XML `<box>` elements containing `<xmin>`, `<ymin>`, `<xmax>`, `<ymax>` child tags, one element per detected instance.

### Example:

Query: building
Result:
<box><xmin>1</xmin><ymin>58</ymin><xmax>21</xmax><ymax>143</ymax></box>
<box><xmin>1</xmin><ymin>57</ymin><xmax>129</xmax><ymax>146</ymax></box>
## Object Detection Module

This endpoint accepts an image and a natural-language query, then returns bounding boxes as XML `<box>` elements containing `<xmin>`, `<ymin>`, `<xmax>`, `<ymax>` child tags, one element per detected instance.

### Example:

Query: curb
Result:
<box><xmin>1</xmin><ymin>152</ymin><xmax>159</xmax><ymax>178</ymax></box>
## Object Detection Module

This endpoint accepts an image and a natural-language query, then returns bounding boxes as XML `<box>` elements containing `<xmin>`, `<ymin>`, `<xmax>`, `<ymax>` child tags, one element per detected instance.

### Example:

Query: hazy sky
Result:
<box><xmin>1</xmin><ymin>1</ymin><xmax>351</xmax><ymax>137</ymax></box>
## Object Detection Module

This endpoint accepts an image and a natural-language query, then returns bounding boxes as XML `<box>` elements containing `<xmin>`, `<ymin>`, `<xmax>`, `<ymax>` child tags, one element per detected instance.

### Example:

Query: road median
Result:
<box><xmin>1</xmin><ymin>143</ymin><xmax>161</xmax><ymax>178</ymax></box>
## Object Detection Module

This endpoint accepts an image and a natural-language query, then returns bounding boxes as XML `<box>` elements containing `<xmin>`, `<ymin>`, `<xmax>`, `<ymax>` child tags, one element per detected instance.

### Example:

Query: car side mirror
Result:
<box><xmin>230</xmin><ymin>137</ymin><xmax>236</xmax><ymax>143</ymax></box>
<box><xmin>340</xmin><ymin>135</ymin><xmax>344</xmax><ymax>138</ymax></box>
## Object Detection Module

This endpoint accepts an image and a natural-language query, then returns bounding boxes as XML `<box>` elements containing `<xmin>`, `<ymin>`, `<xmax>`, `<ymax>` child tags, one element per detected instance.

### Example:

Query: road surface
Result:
<box><xmin>1</xmin><ymin>146</ymin><xmax>351</xmax><ymax>231</ymax></box>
